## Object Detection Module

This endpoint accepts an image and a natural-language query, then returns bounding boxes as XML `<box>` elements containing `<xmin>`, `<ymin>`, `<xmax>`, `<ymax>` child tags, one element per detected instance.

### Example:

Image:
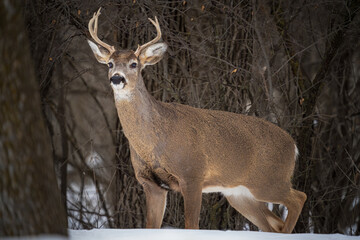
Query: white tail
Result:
<box><xmin>87</xmin><ymin>9</ymin><xmax>306</xmax><ymax>233</ymax></box>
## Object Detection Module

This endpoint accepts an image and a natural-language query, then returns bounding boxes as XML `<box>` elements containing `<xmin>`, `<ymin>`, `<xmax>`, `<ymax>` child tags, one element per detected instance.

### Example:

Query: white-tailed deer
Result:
<box><xmin>87</xmin><ymin>8</ymin><xmax>306</xmax><ymax>233</ymax></box>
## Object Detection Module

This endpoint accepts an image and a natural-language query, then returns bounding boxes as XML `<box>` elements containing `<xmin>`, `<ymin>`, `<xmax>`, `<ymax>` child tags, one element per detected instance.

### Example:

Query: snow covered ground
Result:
<box><xmin>7</xmin><ymin>229</ymin><xmax>358</xmax><ymax>240</ymax></box>
<box><xmin>68</xmin><ymin>229</ymin><xmax>359</xmax><ymax>240</ymax></box>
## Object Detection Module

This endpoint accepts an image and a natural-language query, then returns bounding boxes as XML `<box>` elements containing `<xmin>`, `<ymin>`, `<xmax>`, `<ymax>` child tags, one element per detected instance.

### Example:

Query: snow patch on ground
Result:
<box><xmin>3</xmin><ymin>229</ymin><xmax>359</xmax><ymax>240</ymax></box>
<box><xmin>69</xmin><ymin>229</ymin><xmax>359</xmax><ymax>240</ymax></box>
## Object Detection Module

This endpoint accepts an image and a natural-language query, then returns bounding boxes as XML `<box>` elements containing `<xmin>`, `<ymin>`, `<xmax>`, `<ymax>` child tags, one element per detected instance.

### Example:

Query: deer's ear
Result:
<box><xmin>139</xmin><ymin>42</ymin><xmax>167</xmax><ymax>68</ymax></box>
<box><xmin>87</xmin><ymin>40</ymin><xmax>110</xmax><ymax>64</ymax></box>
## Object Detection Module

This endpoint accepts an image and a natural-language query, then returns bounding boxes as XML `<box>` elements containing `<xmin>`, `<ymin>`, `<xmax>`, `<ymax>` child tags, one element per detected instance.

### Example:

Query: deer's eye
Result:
<box><xmin>130</xmin><ymin>62</ymin><xmax>137</xmax><ymax>69</ymax></box>
<box><xmin>108</xmin><ymin>62</ymin><xmax>113</xmax><ymax>68</ymax></box>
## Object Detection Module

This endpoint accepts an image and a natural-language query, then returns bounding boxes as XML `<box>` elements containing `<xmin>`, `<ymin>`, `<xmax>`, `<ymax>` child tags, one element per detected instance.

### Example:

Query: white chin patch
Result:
<box><xmin>118</xmin><ymin>81</ymin><xmax>125</xmax><ymax>89</ymax></box>
<box><xmin>111</xmin><ymin>82</ymin><xmax>132</xmax><ymax>101</ymax></box>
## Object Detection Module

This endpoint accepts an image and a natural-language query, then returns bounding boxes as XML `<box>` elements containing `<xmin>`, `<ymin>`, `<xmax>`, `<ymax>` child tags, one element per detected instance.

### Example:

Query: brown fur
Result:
<box><xmin>87</xmin><ymin>16</ymin><xmax>306</xmax><ymax>233</ymax></box>
<box><xmin>112</xmin><ymin>73</ymin><xmax>306</xmax><ymax>232</ymax></box>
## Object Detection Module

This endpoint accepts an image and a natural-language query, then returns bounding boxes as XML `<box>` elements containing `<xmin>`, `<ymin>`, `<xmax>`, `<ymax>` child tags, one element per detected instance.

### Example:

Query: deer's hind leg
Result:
<box><xmin>280</xmin><ymin>188</ymin><xmax>307</xmax><ymax>233</ymax></box>
<box><xmin>226</xmin><ymin>194</ymin><xmax>284</xmax><ymax>232</ymax></box>
<box><xmin>250</xmin><ymin>186</ymin><xmax>307</xmax><ymax>233</ymax></box>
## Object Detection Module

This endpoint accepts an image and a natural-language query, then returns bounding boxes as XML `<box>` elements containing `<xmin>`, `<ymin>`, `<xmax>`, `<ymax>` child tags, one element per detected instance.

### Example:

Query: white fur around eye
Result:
<box><xmin>129</xmin><ymin>61</ymin><xmax>138</xmax><ymax>69</ymax></box>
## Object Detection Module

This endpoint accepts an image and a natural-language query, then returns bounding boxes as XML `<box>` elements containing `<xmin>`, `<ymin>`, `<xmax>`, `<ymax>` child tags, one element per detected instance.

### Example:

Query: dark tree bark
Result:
<box><xmin>0</xmin><ymin>1</ymin><xmax>68</xmax><ymax>236</ymax></box>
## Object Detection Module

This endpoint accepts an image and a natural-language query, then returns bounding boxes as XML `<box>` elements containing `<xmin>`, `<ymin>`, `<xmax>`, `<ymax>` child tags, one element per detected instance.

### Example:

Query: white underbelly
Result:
<box><xmin>202</xmin><ymin>185</ymin><xmax>254</xmax><ymax>198</ymax></box>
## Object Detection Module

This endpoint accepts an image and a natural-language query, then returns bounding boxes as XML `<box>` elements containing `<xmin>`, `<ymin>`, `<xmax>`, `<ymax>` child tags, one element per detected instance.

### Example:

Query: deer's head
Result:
<box><xmin>87</xmin><ymin>8</ymin><xmax>167</xmax><ymax>100</ymax></box>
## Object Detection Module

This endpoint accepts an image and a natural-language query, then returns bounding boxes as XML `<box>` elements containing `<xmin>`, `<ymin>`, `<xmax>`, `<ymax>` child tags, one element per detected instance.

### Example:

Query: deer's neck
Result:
<box><xmin>114</xmin><ymin>78</ymin><xmax>163</xmax><ymax>148</ymax></box>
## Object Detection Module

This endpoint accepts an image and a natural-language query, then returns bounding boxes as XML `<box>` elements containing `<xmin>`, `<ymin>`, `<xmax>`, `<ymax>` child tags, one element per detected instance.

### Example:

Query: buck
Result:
<box><xmin>87</xmin><ymin>8</ymin><xmax>306</xmax><ymax>233</ymax></box>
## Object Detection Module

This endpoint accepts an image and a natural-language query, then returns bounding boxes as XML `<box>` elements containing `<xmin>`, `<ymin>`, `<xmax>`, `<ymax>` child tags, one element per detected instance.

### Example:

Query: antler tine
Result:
<box><xmin>134</xmin><ymin>16</ymin><xmax>162</xmax><ymax>57</ymax></box>
<box><xmin>88</xmin><ymin>8</ymin><xmax>115</xmax><ymax>56</ymax></box>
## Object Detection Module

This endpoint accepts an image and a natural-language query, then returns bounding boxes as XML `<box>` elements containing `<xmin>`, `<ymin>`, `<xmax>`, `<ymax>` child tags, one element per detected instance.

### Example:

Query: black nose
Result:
<box><xmin>110</xmin><ymin>74</ymin><xmax>125</xmax><ymax>85</ymax></box>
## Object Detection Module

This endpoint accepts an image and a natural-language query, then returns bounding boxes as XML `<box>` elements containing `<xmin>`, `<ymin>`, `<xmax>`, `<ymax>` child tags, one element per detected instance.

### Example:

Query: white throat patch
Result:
<box><xmin>111</xmin><ymin>82</ymin><xmax>132</xmax><ymax>101</ymax></box>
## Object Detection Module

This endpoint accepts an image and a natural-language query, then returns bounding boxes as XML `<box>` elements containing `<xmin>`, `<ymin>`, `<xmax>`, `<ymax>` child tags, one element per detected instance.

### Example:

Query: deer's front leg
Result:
<box><xmin>180</xmin><ymin>181</ymin><xmax>203</xmax><ymax>229</ymax></box>
<box><xmin>138</xmin><ymin>177</ymin><xmax>168</xmax><ymax>228</ymax></box>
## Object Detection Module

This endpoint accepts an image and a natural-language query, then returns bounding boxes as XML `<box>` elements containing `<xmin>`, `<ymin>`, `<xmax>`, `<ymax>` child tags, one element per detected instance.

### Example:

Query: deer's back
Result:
<box><xmin>157</xmin><ymin>102</ymin><xmax>296</xmax><ymax>187</ymax></box>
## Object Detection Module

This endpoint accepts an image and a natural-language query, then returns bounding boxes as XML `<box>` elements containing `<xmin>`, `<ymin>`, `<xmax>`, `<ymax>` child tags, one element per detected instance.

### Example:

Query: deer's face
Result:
<box><xmin>87</xmin><ymin>10</ymin><xmax>167</xmax><ymax>101</ymax></box>
<box><xmin>88</xmin><ymin>42</ymin><xmax>167</xmax><ymax>101</ymax></box>
<box><xmin>107</xmin><ymin>51</ymin><xmax>139</xmax><ymax>100</ymax></box>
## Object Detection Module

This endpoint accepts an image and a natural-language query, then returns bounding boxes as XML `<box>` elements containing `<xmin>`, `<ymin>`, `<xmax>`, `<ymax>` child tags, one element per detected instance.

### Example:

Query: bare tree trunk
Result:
<box><xmin>57</xmin><ymin>63</ymin><xmax>69</xmax><ymax>215</ymax></box>
<box><xmin>0</xmin><ymin>1</ymin><xmax>68</xmax><ymax>236</ymax></box>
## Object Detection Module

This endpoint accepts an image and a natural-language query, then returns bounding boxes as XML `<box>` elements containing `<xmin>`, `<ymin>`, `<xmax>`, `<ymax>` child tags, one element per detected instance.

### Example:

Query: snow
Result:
<box><xmin>3</xmin><ymin>229</ymin><xmax>359</xmax><ymax>240</ymax></box>
<box><xmin>73</xmin><ymin>229</ymin><xmax>359</xmax><ymax>240</ymax></box>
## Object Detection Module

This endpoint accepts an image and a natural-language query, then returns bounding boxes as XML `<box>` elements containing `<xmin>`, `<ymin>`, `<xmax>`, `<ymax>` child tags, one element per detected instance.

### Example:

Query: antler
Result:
<box><xmin>88</xmin><ymin>8</ymin><xmax>116</xmax><ymax>56</ymax></box>
<box><xmin>134</xmin><ymin>17</ymin><xmax>162</xmax><ymax>57</ymax></box>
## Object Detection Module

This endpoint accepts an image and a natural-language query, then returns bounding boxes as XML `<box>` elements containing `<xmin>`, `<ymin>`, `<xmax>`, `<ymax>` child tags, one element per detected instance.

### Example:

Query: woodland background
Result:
<box><xmin>1</xmin><ymin>0</ymin><xmax>359</xmax><ymax>236</ymax></box>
